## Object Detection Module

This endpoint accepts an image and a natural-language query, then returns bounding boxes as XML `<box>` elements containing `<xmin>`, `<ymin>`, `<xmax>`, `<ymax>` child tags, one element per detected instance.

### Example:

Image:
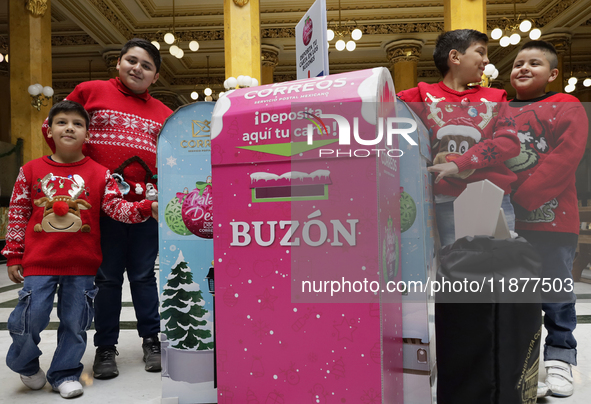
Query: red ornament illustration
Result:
<box><xmin>181</xmin><ymin>179</ymin><xmax>213</xmax><ymax>239</ymax></box>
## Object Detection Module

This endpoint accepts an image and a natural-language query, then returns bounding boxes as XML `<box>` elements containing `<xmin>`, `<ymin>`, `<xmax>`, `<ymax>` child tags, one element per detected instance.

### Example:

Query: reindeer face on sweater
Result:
<box><xmin>34</xmin><ymin>173</ymin><xmax>92</xmax><ymax>233</ymax></box>
<box><xmin>436</xmin><ymin>135</ymin><xmax>476</xmax><ymax>158</ymax></box>
<box><xmin>432</xmin><ymin>118</ymin><xmax>484</xmax><ymax>180</ymax></box>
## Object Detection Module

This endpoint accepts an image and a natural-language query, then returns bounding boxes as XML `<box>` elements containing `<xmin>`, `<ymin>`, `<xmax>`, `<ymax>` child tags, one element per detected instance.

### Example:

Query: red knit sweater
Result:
<box><xmin>508</xmin><ymin>92</ymin><xmax>588</xmax><ymax>234</ymax></box>
<box><xmin>42</xmin><ymin>78</ymin><xmax>173</xmax><ymax>202</ymax></box>
<box><xmin>398</xmin><ymin>82</ymin><xmax>520</xmax><ymax>196</ymax></box>
<box><xmin>1</xmin><ymin>156</ymin><xmax>154</xmax><ymax>276</ymax></box>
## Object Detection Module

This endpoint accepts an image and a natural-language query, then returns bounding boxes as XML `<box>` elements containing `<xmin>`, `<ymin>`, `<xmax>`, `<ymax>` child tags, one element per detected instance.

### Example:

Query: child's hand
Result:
<box><xmin>151</xmin><ymin>201</ymin><xmax>158</xmax><ymax>220</ymax></box>
<box><xmin>428</xmin><ymin>162</ymin><xmax>459</xmax><ymax>184</ymax></box>
<box><xmin>8</xmin><ymin>265</ymin><xmax>24</xmax><ymax>284</ymax></box>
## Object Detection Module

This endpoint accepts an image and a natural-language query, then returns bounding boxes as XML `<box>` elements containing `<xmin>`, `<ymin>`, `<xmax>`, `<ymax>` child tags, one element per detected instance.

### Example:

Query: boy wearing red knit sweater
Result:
<box><xmin>42</xmin><ymin>38</ymin><xmax>172</xmax><ymax>379</ymax></box>
<box><xmin>506</xmin><ymin>40</ymin><xmax>588</xmax><ymax>397</ymax></box>
<box><xmin>397</xmin><ymin>29</ymin><xmax>520</xmax><ymax>247</ymax></box>
<box><xmin>2</xmin><ymin>101</ymin><xmax>157</xmax><ymax>398</ymax></box>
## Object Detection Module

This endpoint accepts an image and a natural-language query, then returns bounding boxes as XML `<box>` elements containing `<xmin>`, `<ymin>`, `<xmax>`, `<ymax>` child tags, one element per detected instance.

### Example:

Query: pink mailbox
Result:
<box><xmin>211</xmin><ymin>68</ymin><xmax>405</xmax><ymax>403</ymax></box>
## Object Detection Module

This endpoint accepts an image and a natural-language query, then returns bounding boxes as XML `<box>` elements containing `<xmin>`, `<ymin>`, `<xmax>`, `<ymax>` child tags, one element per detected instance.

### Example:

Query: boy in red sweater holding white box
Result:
<box><xmin>2</xmin><ymin>101</ymin><xmax>157</xmax><ymax>398</ymax></box>
<box><xmin>397</xmin><ymin>29</ymin><xmax>520</xmax><ymax>247</ymax></box>
<box><xmin>507</xmin><ymin>40</ymin><xmax>588</xmax><ymax>397</ymax></box>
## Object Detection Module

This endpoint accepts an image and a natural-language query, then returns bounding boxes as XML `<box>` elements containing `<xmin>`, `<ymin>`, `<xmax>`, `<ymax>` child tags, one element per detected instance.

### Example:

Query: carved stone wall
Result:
<box><xmin>52</xmin><ymin>35</ymin><xmax>98</xmax><ymax>46</ymax></box>
<box><xmin>543</xmin><ymin>33</ymin><xmax>571</xmax><ymax>54</ymax></box>
<box><xmin>151</xmin><ymin>90</ymin><xmax>182</xmax><ymax>110</ymax></box>
<box><xmin>102</xmin><ymin>50</ymin><xmax>121</xmax><ymax>78</ymax></box>
<box><xmin>261</xmin><ymin>45</ymin><xmax>279</xmax><ymax>68</ymax></box>
<box><xmin>385</xmin><ymin>39</ymin><xmax>424</xmax><ymax>65</ymax></box>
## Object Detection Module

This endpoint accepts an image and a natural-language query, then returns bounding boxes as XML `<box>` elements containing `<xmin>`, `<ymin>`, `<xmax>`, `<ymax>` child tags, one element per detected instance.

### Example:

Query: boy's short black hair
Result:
<box><xmin>119</xmin><ymin>38</ymin><xmax>162</xmax><ymax>73</ymax></box>
<box><xmin>518</xmin><ymin>40</ymin><xmax>559</xmax><ymax>70</ymax></box>
<box><xmin>48</xmin><ymin>100</ymin><xmax>90</xmax><ymax>130</ymax></box>
<box><xmin>433</xmin><ymin>29</ymin><xmax>489</xmax><ymax>77</ymax></box>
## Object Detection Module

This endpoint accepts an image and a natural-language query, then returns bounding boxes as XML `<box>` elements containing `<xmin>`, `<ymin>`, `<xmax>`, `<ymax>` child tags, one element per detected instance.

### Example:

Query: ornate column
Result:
<box><xmin>9</xmin><ymin>0</ymin><xmax>53</xmax><ymax>163</ymax></box>
<box><xmin>543</xmin><ymin>34</ymin><xmax>570</xmax><ymax>94</ymax></box>
<box><xmin>102</xmin><ymin>50</ymin><xmax>120</xmax><ymax>79</ymax></box>
<box><xmin>261</xmin><ymin>44</ymin><xmax>279</xmax><ymax>85</ymax></box>
<box><xmin>385</xmin><ymin>39</ymin><xmax>423</xmax><ymax>92</ymax></box>
<box><xmin>444</xmin><ymin>0</ymin><xmax>486</xmax><ymax>32</ymax></box>
<box><xmin>224</xmin><ymin>0</ymin><xmax>261</xmax><ymax>84</ymax></box>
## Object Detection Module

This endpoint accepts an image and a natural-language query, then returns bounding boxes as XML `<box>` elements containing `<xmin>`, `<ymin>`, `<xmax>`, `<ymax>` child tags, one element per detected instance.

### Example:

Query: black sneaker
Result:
<box><xmin>142</xmin><ymin>335</ymin><xmax>162</xmax><ymax>372</ymax></box>
<box><xmin>93</xmin><ymin>346</ymin><xmax>119</xmax><ymax>379</ymax></box>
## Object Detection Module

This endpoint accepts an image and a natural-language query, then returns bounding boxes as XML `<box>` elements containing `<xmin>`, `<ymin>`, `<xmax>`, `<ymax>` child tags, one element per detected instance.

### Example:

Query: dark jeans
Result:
<box><xmin>94</xmin><ymin>216</ymin><xmax>160</xmax><ymax>347</ymax></box>
<box><xmin>520</xmin><ymin>232</ymin><xmax>578</xmax><ymax>365</ymax></box>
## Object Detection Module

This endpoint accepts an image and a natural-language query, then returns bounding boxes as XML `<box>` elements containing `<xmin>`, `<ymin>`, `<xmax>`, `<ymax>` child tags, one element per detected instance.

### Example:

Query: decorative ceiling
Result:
<box><xmin>1</xmin><ymin>0</ymin><xmax>591</xmax><ymax>107</ymax></box>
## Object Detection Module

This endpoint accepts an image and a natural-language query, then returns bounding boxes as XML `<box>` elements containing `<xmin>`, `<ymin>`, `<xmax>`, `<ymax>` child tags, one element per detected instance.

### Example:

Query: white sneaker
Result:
<box><xmin>545</xmin><ymin>360</ymin><xmax>574</xmax><ymax>397</ymax></box>
<box><xmin>20</xmin><ymin>369</ymin><xmax>46</xmax><ymax>390</ymax></box>
<box><xmin>53</xmin><ymin>380</ymin><xmax>84</xmax><ymax>398</ymax></box>
<box><xmin>537</xmin><ymin>381</ymin><xmax>552</xmax><ymax>398</ymax></box>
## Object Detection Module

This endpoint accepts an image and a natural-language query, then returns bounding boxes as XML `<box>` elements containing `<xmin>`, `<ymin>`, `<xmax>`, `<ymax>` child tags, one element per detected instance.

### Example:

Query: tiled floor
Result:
<box><xmin>0</xmin><ymin>263</ymin><xmax>590</xmax><ymax>403</ymax></box>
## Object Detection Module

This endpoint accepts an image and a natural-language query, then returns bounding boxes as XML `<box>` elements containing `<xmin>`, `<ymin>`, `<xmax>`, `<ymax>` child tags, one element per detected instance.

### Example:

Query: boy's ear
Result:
<box><xmin>116</xmin><ymin>57</ymin><xmax>121</xmax><ymax>71</ymax></box>
<box><xmin>85</xmin><ymin>130</ymin><xmax>91</xmax><ymax>142</ymax></box>
<box><xmin>547</xmin><ymin>68</ymin><xmax>559</xmax><ymax>84</ymax></box>
<box><xmin>151</xmin><ymin>72</ymin><xmax>160</xmax><ymax>85</ymax></box>
<box><xmin>448</xmin><ymin>49</ymin><xmax>461</xmax><ymax>66</ymax></box>
<box><xmin>47</xmin><ymin>126</ymin><xmax>53</xmax><ymax>138</ymax></box>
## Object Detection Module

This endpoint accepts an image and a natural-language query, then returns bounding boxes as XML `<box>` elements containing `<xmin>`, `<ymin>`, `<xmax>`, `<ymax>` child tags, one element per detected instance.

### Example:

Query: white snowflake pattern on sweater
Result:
<box><xmin>86</xmin><ymin>110</ymin><xmax>162</xmax><ymax>154</ymax></box>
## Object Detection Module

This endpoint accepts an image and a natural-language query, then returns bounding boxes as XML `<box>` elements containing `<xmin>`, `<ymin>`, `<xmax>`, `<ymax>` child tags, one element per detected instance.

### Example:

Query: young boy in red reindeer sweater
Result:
<box><xmin>2</xmin><ymin>100</ymin><xmax>157</xmax><ymax>399</ymax></box>
<box><xmin>42</xmin><ymin>38</ymin><xmax>172</xmax><ymax>379</ymax></box>
<box><xmin>506</xmin><ymin>40</ymin><xmax>588</xmax><ymax>397</ymax></box>
<box><xmin>397</xmin><ymin>29</ymin><xmax>520</xmax><ymax>247</ymax></box>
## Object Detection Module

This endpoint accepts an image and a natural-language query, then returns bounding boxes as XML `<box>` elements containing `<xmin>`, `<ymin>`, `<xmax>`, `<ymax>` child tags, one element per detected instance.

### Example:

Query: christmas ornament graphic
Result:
<box><xmin>165</xmin><ymin>189</ymin><xmax>192</xmax><ymax>236</ymax></box>
<box><xmin>181</xmin><ymin>178</ymin><xmax>214</xmax><ymax>238</ymax></box>
<box><xmin>399</xmin><ymin>187</ymin><xmax>417</xmax><ymax>233</ymax></box>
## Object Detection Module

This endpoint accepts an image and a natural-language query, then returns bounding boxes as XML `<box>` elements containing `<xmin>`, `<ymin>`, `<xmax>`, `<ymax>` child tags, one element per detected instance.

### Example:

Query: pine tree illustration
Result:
<box><xmin>161</xmin><ymin>251</ymin><xmax>214</xmax><ymax>350</ymax></box>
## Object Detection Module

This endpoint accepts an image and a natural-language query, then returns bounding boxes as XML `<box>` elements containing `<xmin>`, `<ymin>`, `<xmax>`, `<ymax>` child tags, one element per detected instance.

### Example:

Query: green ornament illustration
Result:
<box><xmin>400</xmin><ymin>187</ymin><xmax>417</xmax><ymax>233</ymax></box>
<box><xmin>165</xmin><ymin>189</ymin><xmax>192</xmax><ymax>236</ymax></box>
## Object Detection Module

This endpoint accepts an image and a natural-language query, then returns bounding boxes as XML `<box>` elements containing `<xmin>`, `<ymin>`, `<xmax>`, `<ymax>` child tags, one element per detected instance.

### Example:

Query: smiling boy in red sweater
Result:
<box><xmin>397</xmin><ymin>29</ymin><xmax>520</xmax><ymax>247</ymax></box>
<box><xmin>506</xmin><ymin>40</ymin><xmax>589</xmax><ymax>398</ymax></box>
<box><xmin>2</xmin><ymin>100</ymin><xmax>157</xmax><ymax>399</ymax></box>
<box><xmin>42</xmin><ymin>38</ymin><xmax>173</xmax><ymax>379</ymax></box>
